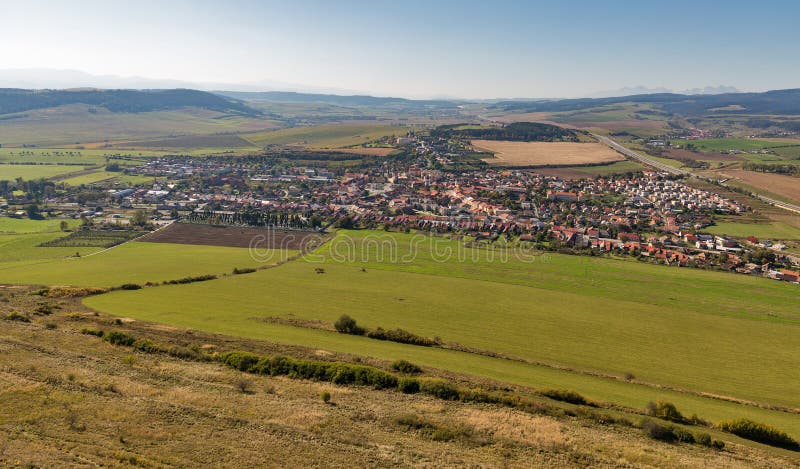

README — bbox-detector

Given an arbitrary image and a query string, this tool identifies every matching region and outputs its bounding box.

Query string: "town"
[4,134,798,285]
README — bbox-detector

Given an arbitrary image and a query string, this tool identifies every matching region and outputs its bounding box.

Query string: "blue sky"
[2,0,798,98]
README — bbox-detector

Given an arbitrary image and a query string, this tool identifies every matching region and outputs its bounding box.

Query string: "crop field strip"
[473,140,624,166]
[81,230,800,438]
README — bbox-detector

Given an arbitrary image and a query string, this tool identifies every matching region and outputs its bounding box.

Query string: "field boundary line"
[69,221,175,260]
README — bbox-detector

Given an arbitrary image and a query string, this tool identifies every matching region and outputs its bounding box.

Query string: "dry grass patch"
[473,140,623,166]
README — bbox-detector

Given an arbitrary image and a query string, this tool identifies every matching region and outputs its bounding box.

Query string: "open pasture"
[473,140,624,166]
[0,240,287,287]
[82,231,800,436]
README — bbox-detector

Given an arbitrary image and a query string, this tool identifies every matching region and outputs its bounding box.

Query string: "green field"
[684,138,800,153]
[0,217,81,234]
[0,218,101,262]
[78,231,800,437]
[245,124,406,148]
[0,164,91,181]
[703,220,800,240]
[60,168,116,186]
[0,241,289,287]
[0,105,279,147]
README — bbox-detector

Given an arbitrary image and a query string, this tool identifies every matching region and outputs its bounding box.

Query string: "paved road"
[594,134,800,214]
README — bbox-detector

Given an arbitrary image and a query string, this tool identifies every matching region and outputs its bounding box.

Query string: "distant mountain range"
[0,88,258,116]
[491,89,800,115]
[215,91,457,109]
[587,85,740,98]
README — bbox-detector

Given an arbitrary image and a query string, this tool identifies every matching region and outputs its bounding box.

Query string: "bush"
[104,330,136,346]
[321,391,331,403]
[3,311,30,322]
[397,378,420,394]
[646,401,686,423]
[419,379,460,400]
[642,419,677,442]
[133,338,161,354]
[541,389,593,406]
[80,328,104,337]
[219,351,261,372]
[232,267,256,275]
[163,274,217,285]
[367,327,437,346]
[391,359,422,374]
[45,322,57,330]
[695,432,712,446]
[718,418,798,450]
[119,283,142,290]
[333,315,365,335]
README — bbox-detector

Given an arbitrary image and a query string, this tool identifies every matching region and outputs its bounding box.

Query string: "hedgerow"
[718,418,798,450]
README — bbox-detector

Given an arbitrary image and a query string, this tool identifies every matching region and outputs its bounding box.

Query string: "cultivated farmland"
[244,124,405,148]
[142,222,324,250]
[473,140,624,166]
[719,169,800,205]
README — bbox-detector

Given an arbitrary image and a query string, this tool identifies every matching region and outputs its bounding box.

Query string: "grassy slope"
[244,124,405,148]
[4,310,793,468]
[0,241,290,287]
[83,231,800,437]
[60,169,116,186]
[0,105,277,147]
[685,138,800,152]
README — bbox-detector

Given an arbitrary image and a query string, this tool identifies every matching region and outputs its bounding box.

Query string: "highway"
[594,133,800,214]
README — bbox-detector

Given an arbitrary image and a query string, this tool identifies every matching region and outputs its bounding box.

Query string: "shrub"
[119,283,142,290]
[718,418,798,450]
[45,322,57,330]
[366,327,436,346]
[104,330,136,346]
[321,391,331,403]
[646,401,686,423]
[391,359,422,374]
[133,338,161,354]
[419,379,460,400]
[80,328,104,337]
[163,274,217,285]
[333,315,365,335]
[642,419,677,442]
[712,439,725,450]
[673,427,695,444]
[4,312,30,322]
[397,378,420,394]
[219,351,261,372]
[395,414,434,430]
[237,378,252,393]
[541,389,592,406]
[695,432,712,446]
[232,267,256,275]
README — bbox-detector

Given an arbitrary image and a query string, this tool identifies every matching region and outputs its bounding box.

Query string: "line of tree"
[430,122,578,142]
[742,162,799,175]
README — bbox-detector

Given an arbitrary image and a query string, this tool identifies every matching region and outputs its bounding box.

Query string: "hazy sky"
[2,0,799,98]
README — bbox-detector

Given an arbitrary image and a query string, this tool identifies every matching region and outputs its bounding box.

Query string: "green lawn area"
[81,231,800,437]
[703,220,800,240]
[0,164,89,181]
[0,241,290,287]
